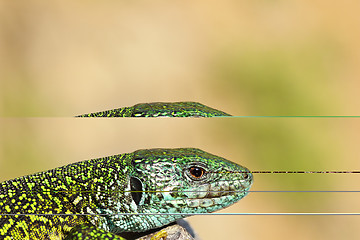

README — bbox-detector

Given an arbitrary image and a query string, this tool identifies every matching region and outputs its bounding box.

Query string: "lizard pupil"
[189,167,205,178]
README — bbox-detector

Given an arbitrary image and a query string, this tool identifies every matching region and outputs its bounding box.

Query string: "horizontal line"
[250,171,360,174]
[160,170,360,174]
[187,171,360,174]
[151,171,360,174]
[2,190,360,193]
[2,116,360,118]
[1,213,360,216]
[217,116,360,118]
[212,171,360,174]
[249,190,360,192]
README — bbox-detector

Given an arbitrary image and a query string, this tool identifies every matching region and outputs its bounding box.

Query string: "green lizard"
[75,102,231,117]
[0,148,253,239]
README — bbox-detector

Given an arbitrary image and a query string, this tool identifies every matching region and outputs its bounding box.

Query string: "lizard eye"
[189,167,205,179]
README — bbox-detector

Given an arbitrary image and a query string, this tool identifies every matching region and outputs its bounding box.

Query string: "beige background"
[1,0,360,117]
[1,118,360,239]
[1,1,360,239]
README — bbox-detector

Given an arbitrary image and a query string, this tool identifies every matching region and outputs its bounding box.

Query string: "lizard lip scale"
[184,180,252,199]
[166,178,252,210]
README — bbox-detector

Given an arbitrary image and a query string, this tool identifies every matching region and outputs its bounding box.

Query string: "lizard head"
[124,148,253,231]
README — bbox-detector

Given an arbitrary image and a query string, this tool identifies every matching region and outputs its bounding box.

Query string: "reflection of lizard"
[75,102,231,117]
[0,148,252,239]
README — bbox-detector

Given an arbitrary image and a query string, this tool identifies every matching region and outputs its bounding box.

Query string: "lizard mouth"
[184,191,249,209]
[185,180,251,208]
[162,180,251,209]
[186,180,251,199]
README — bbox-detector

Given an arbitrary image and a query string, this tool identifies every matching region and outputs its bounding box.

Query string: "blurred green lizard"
[0,148,252,239]
[75,102,231,117]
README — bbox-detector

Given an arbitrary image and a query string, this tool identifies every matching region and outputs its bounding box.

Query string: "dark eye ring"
[189,167,205,179]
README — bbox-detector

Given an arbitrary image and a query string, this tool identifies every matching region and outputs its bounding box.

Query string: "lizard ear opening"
[130,177,143,205]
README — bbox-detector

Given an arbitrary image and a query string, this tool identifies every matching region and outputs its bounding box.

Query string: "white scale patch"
[73,196,82,205]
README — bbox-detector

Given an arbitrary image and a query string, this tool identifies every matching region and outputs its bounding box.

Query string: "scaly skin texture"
[0,148,252,239]
[75,102,231,117]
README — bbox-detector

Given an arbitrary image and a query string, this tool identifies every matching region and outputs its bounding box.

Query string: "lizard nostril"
[243,172,250,180]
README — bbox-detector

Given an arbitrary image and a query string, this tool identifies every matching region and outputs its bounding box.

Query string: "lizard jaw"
[161,179,252,211]
[184,179,251,199]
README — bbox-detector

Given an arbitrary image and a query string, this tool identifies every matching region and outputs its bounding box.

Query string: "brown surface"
[136,224,194,240]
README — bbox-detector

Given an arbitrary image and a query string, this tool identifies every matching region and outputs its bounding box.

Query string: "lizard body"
[75,102,231,117]
[0,148,252,239]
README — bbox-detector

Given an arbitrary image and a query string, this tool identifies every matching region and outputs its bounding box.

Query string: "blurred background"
[1,0,360,239]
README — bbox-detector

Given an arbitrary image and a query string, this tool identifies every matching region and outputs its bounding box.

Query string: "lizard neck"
[57,153,134,231]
